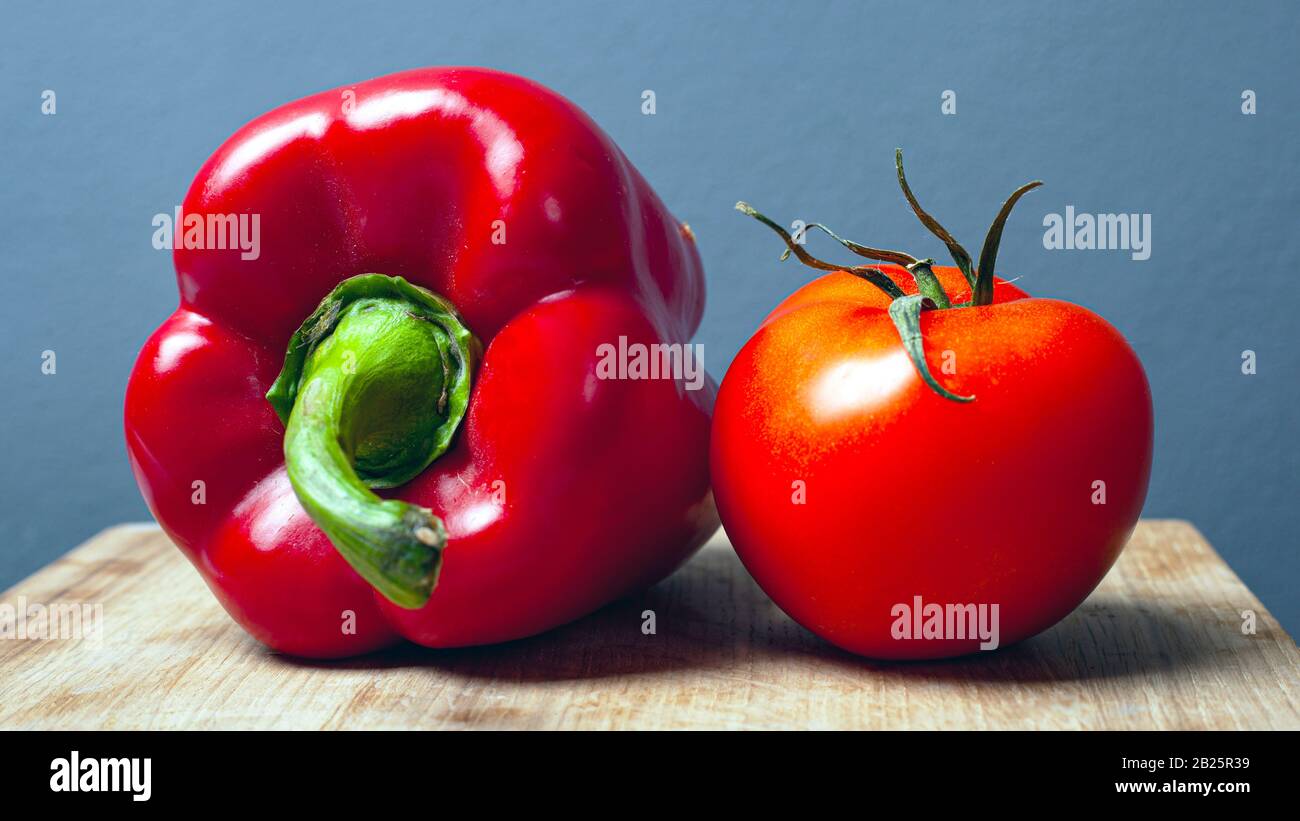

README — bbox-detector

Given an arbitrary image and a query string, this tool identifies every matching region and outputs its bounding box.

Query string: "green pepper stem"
[267,274,480,609]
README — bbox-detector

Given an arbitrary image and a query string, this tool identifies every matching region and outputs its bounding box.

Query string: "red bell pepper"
[124,67,718,658]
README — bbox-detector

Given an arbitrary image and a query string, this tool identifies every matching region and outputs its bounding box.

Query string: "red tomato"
[712,264,1153,659]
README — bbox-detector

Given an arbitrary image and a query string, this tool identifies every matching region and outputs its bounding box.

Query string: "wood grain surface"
[0,520,1295,730]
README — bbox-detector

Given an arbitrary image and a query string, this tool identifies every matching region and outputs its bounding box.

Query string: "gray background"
[2,1,1296,635]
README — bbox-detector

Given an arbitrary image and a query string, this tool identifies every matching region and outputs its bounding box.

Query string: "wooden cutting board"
[0,520,1295,730]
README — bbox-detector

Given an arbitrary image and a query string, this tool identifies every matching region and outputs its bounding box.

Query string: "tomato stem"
[888,295,974,402]
[973,179,1043,306]
[799,223,951,309]
[735,152,1044,403]
[803,222,919,268]
[903,260,952,310]
[895,149,976,289]
[735,202,905,300]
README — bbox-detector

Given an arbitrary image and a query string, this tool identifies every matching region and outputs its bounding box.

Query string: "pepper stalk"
[266,274,480,608]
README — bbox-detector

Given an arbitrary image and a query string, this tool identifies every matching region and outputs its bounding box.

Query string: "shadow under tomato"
[840,597,1247,685]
